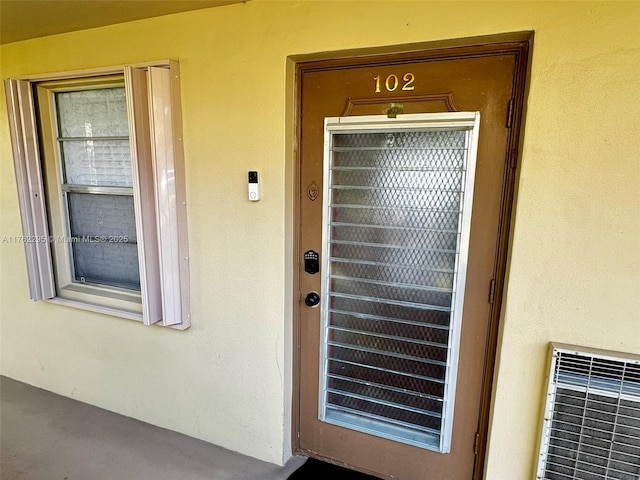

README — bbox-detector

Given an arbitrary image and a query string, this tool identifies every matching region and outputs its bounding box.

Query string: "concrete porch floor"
[0,376,305,479]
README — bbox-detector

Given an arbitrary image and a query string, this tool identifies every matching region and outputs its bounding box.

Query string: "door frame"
[290,32,532,479]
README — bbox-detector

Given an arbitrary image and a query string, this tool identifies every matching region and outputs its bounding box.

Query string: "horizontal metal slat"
[553,393,640,420]
[548,432,640,458]
[558,364,639,377]
[329,240,458,254]
[329,325,448,350]
[325,404,442,438]
[545,438,640,469]
[329,308,450,331]
[331,221,460,235]
[330,274,453,294]
[552,398,640,419]
[328,340,446,368]
[326,388,442,419]
[58,136,130,141]
[549,413,640,436]
[556,357,640,379]
[327,373,444,403]
[330,292,451,313]
[331,185,463,193]
[330,358,445,385]
[548,418,640,443]
[332,146,466,152]
[554,378,640,399]
[64,185,131,199]
[330,256,455,274]
[547,431,640,451]
[331,166,464,172]
[555,386,640,402]
[331,204,462,214]
[61,185,134,195]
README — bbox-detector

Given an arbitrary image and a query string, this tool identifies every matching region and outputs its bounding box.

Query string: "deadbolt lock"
[304,250,319,275]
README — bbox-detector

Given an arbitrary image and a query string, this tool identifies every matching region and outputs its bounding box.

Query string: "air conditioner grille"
[538,344,640,480]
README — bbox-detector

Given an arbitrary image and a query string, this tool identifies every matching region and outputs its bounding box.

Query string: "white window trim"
[4,60,191,329]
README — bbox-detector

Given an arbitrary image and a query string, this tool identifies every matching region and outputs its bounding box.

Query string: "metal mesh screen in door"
[320,114,480,452]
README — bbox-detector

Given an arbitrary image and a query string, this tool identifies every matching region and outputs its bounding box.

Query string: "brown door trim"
[291,32,532,479]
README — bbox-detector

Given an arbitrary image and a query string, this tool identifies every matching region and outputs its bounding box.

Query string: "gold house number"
[374,73,415,93]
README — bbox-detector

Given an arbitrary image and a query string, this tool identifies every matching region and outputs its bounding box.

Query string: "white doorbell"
[248,171,260,201]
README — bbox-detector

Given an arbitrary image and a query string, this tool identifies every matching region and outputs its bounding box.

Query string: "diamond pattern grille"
[323,129,470,450]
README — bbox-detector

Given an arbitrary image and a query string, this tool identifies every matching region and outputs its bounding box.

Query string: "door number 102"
[374,73,415,93]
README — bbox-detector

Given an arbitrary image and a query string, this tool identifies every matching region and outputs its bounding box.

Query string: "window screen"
[55,87,139,291]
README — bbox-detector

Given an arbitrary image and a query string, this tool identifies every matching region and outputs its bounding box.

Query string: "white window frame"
[36,75,142,316]
[4,60,190,329]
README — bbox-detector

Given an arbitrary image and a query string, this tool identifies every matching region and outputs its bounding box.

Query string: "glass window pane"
[67,193,139,290]
[56,87,129,138]
[61,139,132,186]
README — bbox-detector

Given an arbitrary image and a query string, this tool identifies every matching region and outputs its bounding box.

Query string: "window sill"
[47,296,143,323]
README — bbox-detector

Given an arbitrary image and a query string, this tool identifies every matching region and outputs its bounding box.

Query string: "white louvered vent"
[537,343,640,480]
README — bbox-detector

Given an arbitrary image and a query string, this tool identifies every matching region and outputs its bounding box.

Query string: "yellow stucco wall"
[1,1,638,478]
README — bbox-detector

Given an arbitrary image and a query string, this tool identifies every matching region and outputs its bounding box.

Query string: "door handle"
[304,292,320,307]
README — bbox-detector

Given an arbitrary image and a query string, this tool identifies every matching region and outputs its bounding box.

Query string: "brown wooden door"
[294,37,530,480]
